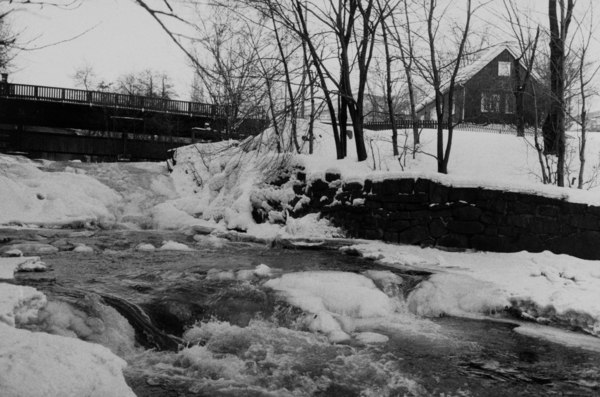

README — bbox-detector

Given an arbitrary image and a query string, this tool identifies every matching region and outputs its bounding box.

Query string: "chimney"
[1,73,7,83]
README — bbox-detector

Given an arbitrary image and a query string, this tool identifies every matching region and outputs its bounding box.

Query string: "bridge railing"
[0,82,227,118]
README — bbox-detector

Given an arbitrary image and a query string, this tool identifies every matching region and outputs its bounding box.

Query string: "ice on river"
[347,241,600,338]
[0,283,136,397]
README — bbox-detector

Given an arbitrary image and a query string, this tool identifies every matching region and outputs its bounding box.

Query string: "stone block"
[381,179,400,195]
[398,178,415,194]
[471,235,517,253]
[414,178,431,194]
[388,220,410,232]
[515,234,547,253]
[383,232,399,243]
[586,205,600,217]
[429,218,448,238]
[293,184,305,195]
[527,217,561,235]
[430,183,450,204]
[343,182,364,191]
[561,201,588,214]
[382,202,399,211]
[452,206,483,221]
[325,172,341,182]
[537,205,560,218]
[447,220,485,235]
[371,181,383,195]
[507,214,532,228]
[481,211,503,225]
[365,201,382,209]
[566,214,600,231]
[437,233,470,249]
[448,187,479,203]
[310,179,329,192]
[547,231,600,260]
[479,189,502,201]
[507,201,535,215]
[399,226,430,244]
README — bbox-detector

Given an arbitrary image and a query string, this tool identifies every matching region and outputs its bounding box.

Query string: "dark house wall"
[417,49,541,126]
[463,49,538,125]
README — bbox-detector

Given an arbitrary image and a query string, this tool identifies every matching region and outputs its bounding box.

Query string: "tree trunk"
[548,0,574,187]
[381,17,398,156]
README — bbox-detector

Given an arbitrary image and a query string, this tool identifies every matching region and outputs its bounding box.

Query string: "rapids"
[6,228,600,396]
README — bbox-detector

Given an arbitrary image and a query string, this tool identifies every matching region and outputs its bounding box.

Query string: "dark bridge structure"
[0,78,267,161]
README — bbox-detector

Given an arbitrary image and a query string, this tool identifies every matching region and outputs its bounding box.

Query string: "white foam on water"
[126,319,425,396]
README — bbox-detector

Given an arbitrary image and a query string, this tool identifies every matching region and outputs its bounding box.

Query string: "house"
[416,46,542,126]
[586,110,600,132]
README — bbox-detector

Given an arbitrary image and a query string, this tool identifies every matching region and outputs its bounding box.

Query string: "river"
[8,228,600,397]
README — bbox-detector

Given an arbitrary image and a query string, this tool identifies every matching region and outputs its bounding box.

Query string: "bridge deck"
[0,82,228,118]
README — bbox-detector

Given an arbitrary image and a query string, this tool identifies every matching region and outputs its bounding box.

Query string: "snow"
[0,283,46,327]
[265,271,397,342]
[1,114,600,387]
[159,240,194,251]
[344,241,600,337]
[0,257,40,279]
[0,323,136,397]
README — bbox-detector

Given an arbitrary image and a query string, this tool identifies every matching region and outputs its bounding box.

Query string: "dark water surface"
[10,229,600,396]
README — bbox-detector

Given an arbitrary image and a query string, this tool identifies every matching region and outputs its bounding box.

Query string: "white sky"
[6,0,194,99]
[3,0,600,107]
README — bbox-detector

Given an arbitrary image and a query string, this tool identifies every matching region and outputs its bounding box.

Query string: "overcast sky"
[4,0,600,109]
[7,0,193,99]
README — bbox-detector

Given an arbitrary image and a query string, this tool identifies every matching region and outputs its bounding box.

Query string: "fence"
[363,120,537,136]
[0,82,228,118]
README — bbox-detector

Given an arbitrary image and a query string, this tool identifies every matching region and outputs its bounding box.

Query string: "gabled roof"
[415,45,533,113]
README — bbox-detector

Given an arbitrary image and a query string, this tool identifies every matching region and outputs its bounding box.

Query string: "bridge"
[0,77,267,161]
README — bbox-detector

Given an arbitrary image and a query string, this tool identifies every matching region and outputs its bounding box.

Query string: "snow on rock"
[0,154,120,226]
[0,322,136,397]
[265,271,396,342]
[159,240,194,251]
[355,332,390,344]
[206,269,236,281]
[16,258,47,272]
[349,242,600,337]
[72,245,94,253]
[34,295,137,357]
[407,273,510,318]
[253,264,273,277]
[0,283,47,327]
[0,243,58,255]
[4,249,23,257]
[136,243,156,251]
[0,257,41,279]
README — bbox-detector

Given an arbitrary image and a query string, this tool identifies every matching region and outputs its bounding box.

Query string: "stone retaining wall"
[290,172,600,260]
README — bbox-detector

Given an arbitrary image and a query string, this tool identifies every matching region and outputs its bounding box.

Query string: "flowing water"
[7,229,600,397]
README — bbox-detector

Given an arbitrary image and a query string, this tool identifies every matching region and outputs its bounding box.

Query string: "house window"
[498,62,511,76]
[481,92,500,113]
[505,94,515,114]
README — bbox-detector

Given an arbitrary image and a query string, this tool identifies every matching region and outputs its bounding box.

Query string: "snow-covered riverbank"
[2,121,600,395]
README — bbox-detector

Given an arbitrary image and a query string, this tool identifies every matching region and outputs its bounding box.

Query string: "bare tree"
[501,0,541,137]
[544,0,575,187]
[419,0,475,174]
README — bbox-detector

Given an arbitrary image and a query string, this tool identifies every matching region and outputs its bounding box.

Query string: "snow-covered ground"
[2,120,600,395]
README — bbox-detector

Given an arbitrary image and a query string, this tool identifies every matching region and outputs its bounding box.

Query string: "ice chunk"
[0,284,47,327]
[355,332,389,344]
[136,243,156,251]
[407,273,509,317]
[0,323,136,397]
[159,240,194,251]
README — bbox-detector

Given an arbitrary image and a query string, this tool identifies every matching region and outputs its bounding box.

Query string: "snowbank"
[0,282,136,396]
[345,241,600,337]
[0,322,136,397]
[265,271,398,342]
